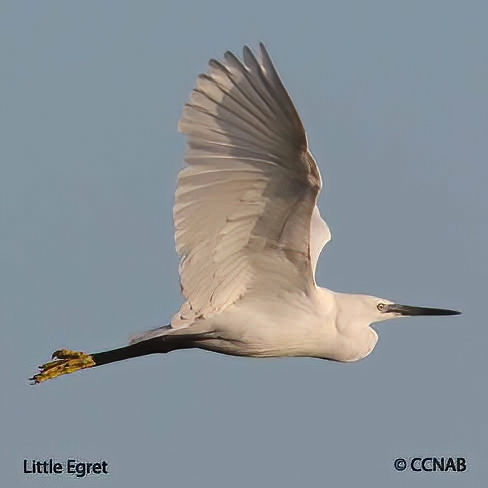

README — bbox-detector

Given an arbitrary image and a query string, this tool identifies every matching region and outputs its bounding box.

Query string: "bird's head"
[335,292,461,329]
[374,298,461,322]
[331,292,460,362]
[356,294,461,326]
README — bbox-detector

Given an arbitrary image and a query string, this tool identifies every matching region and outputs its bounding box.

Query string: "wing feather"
[173,44,329,326]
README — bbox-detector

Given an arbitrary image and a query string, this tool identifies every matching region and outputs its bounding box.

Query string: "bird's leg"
[30,349,95,384]
[29,333,200,384]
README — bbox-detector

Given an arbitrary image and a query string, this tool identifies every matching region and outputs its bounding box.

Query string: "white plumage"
[131,43,459,361]
[30,43,460,386]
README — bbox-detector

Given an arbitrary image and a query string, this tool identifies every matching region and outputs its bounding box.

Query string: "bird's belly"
[192,296,378,362]
[196,298,337,359]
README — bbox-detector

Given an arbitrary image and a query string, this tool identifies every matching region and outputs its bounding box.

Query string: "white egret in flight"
[31,43,460,384]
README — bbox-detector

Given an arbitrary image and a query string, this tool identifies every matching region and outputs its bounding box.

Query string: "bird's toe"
[30,350,95,384]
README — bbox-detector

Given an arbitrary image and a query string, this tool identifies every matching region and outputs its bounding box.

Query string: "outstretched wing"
[173,43,330,326]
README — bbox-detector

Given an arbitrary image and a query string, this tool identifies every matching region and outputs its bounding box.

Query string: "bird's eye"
[377,303,385,311]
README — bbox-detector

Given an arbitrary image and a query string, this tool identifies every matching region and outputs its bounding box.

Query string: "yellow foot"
[30,349,95,384]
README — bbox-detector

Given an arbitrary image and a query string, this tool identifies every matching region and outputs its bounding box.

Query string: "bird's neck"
[322,290,379,361]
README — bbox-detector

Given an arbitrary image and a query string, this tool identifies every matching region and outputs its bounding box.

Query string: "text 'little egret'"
[31,43,460,384]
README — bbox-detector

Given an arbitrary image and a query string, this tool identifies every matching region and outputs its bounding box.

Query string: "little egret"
[31,43,460,384]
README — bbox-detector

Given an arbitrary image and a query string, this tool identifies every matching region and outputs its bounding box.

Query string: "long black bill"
[384,304,461,316]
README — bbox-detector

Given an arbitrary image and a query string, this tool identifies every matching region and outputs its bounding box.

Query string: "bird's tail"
[128,324,172,345]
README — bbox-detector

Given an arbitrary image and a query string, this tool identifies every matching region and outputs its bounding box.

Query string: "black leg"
[91,335,196,367]
[30,329,201,384]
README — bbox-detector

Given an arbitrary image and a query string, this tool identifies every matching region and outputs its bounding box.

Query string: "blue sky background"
[2,1,487,486]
